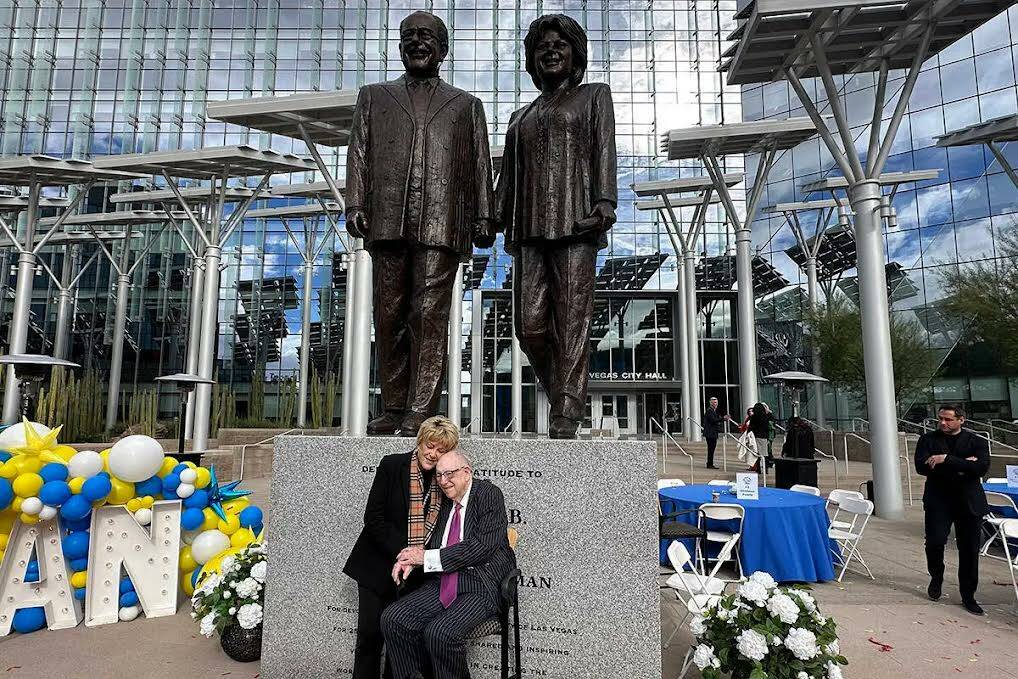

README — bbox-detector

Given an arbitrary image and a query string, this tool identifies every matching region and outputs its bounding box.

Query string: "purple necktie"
[439,503,462,608]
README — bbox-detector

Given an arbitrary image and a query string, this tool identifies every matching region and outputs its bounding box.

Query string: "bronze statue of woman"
[495,14,617,439]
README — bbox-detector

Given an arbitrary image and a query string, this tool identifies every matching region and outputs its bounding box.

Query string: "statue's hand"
[574,200,617,234]
[346,208,369,239]
[472,219,497,249]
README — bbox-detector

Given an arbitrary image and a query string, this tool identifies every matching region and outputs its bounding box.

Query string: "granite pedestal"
[261,436,660,679]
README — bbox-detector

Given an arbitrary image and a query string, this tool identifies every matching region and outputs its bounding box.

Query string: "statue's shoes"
[367,412,404,435]
[549,416,579,439]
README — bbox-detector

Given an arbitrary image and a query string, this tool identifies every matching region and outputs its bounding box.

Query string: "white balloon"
[118,605,140,622]
[67,450,104,479]
[178,468,198,484]
[0,421,52,450]
[21,496,43,516]
[108,435,165,482]
[176,483,195,498]
[38,505,58,521]
[134,508,152,526]
[190,529,231,565]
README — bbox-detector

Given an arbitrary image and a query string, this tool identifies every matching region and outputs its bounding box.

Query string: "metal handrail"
[851,417,870,432]
[239,427,303,478]
[804,417,840,472]
[843,431,913,506]
[462,417,480,436]
[501,417,517,438]
[649,416,694,484]
[922,418,1018,459]
[989,418,1018,434]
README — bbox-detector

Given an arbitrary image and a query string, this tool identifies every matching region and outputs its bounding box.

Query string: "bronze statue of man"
[346,11,495,435]
[495,14,617,439]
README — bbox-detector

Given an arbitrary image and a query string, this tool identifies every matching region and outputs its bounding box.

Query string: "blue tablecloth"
[984,483,1018,518]
[660,485,836,583]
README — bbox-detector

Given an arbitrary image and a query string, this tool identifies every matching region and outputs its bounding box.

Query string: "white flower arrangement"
[690,571,847,679]
[191,541,268,639]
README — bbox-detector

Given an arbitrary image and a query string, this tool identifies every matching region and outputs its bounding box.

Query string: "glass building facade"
[0,1,744,436]
[743,8,1018,426]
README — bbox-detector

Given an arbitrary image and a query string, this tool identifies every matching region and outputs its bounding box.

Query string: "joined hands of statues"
[573,200,616,235]
[472,219,497,249]
[347,208,369,239]
[392,545,426,584]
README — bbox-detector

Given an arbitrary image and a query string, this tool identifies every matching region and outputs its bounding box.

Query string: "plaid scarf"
[407,449,442,548]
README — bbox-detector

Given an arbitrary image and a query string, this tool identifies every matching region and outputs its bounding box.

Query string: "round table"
[984,483,1018,518]
[659,485,836,583]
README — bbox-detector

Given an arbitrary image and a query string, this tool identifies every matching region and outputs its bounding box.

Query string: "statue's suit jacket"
[345,75,495,257]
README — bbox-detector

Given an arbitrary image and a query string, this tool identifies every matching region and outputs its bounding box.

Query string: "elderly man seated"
[381,450,516,679]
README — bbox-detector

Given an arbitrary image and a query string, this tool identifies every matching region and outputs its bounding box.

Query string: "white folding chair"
[828,496,874,581]
[999,519,1018,605]
[707,479,730,486]
[699,503,745,578]
[658,479,686,490]
[980,492,1018,560]
[790,484,821,496]
[986,478,1007,484]
[662,541,723,648]
[826,489,864,531]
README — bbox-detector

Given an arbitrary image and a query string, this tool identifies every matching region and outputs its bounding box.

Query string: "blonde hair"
[416,415,459,451]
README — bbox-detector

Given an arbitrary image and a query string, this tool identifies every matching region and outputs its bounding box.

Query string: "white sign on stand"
[1006,465,1018,488]
[736,472,759,500]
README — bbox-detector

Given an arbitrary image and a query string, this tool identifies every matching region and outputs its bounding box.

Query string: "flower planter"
[220,622,263,662]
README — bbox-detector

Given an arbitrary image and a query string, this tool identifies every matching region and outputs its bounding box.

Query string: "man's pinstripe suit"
[381,478,516,679]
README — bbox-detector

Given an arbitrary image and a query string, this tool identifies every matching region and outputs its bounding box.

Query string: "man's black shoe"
[962,600,984,616]
[706,465,719,470]
[927,580,942,601]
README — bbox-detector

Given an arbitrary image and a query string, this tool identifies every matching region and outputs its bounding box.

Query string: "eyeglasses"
[435,466,468,481]
[401,27,438,42]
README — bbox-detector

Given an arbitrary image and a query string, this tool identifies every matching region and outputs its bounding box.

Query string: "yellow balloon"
[140,496,154,509]
[52,445,77,462]
[0,534,7,550]
[99,449,112,472]
[230,528,254,549]
[200,546,242,578]
[194,467,211,489]
[70,571,87,589]
[179,545,197,573]
[12,473,43,498]
[183,461,198,470]
[200,508,219,532]
[126,498,142,513]
[158,457,179,478]
[181,574,195,596]
[107,478,136,505]
[223,497,250,515]
[11,498,22,513]
[0,510,15,534]
[15,457,42,475]
[217,514,241,536]
[0,460,17,479]
[20,513,38,525]
[68,476,85,494]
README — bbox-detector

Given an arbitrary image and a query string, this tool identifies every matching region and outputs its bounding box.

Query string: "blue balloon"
[12,607,46,633]
[96,471,110,479]
[191,568,202,586]
[181,507,204,530]
[64,515,92,532]
[119,590,139,607]
[39,462,68,483]
[119,578,135,594]
[60,494,92,521]
[81,475,112,503]
[183,489,208,510]
[25,561,39,583]
[69,557,89,572]
[63,531,90,561]
[172,463,189,474]
[0,450,11,463]
[239,506,263,529]
[134,475,162,497]
[73,587,86,601]
[162,473,181,493]
[39,480,72,507]
[0,478,13,511]
[163,488,179,501]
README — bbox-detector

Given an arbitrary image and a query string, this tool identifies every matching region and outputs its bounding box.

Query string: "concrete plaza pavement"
[1,447,1017,678]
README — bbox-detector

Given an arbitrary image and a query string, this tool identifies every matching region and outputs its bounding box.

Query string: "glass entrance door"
[584,393,637,436]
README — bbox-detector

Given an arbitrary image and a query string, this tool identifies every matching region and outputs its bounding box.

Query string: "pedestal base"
[261,436,661,679]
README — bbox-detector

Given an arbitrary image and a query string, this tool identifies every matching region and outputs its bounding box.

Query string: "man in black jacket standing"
[701,396,730,469]
[914,404,990,615]
[382,450,517,679]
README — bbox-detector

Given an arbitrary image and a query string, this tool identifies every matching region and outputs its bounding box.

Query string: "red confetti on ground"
[970,639,982,644]
[868,637,894,652]
[6,668,22,672]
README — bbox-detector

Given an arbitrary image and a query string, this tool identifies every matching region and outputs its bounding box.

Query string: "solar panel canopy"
[110,186,271,204]
[0,155,144,185]
[92,145,315,178]
[661,118,819,159]
[936,114,1018,147]
[206,90,359,147]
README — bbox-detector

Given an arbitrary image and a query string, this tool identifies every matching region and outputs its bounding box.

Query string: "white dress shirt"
[423,480,473,573]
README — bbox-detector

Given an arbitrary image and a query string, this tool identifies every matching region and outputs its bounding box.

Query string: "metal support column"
[469,288,483,434]
[184,259,205,438]
[510,295,523,439]
[297,260,314,427]
[341,252,354,431]
[347,243,372,436]
[805,256,825,426]
[676,263,691,439]
[447,262,464,427]
[2,181,41,424]
[191,239,222,452]
[104,237,132,432]
[683,251,702,441]
[53,245,75,360]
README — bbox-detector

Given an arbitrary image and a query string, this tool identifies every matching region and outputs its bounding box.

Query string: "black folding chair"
[467,567,522,679]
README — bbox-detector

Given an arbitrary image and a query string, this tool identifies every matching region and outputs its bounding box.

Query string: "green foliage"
[211,382,238,437]
[125,389,158,436]
[937,225,1018,373]
[803,295,938,410]
[277,377,297,426]
[34,368,105,441]
[308,368,338,429]
[191,542,266,637]
[249,372,265,421]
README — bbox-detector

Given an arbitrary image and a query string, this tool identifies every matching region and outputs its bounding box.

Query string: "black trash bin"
[773,458,819,489]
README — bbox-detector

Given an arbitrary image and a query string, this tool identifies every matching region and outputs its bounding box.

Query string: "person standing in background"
[701,396,731,470]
